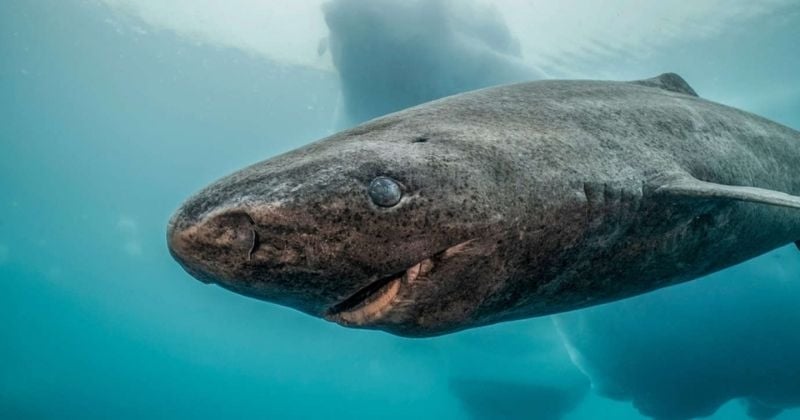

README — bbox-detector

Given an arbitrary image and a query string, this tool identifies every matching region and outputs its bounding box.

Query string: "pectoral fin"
[654,176,800,210]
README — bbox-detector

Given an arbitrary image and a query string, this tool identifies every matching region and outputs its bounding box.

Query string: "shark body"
[168,74,800,337]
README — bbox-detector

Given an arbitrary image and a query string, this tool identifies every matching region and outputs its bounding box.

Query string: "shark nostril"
[166,208,265,285]
[248,229,260,261]
[208,211,259,259]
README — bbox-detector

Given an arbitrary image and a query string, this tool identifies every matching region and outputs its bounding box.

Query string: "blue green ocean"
[1,1,799,419]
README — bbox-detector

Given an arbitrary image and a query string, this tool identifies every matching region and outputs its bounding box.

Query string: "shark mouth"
[325,240,475,326]
[325,258,431,326]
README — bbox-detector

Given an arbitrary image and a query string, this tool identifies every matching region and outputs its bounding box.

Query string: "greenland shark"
[167,73,800,337]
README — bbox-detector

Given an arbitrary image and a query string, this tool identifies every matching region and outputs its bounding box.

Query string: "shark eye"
[368,176,402,207]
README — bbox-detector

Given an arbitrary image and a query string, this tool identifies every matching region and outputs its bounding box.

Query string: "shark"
[167,73,800,337]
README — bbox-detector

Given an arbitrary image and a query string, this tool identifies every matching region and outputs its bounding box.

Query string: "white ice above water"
[98,0,794,77]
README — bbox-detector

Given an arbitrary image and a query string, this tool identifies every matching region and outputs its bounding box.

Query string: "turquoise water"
[1,1,799,419]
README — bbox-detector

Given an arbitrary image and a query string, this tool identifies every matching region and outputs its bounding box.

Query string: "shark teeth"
[332,277,402,325]
[405,261,422,283]
[327,257,433,326]
[326,238,475,326]
[323,239,486,326]
[405,259,435,284]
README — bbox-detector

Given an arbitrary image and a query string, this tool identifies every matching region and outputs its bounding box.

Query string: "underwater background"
[1,1,799,418]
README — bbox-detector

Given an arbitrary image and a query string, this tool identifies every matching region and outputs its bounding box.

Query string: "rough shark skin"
[167,74,800,337]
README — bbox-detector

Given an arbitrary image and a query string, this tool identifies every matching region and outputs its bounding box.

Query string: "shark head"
[167,111,522,337]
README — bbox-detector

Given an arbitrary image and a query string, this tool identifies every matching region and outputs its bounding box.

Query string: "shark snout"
[166,202,348,317]
[167,208,257,285]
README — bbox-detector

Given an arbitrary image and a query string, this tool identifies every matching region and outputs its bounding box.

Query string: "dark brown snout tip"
[167,214,214,284]
[166,210,256,285]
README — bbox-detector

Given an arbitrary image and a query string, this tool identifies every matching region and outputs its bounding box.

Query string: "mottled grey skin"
[168,74,800,337]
